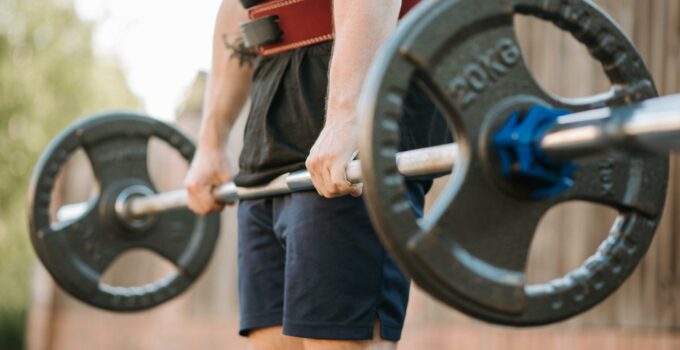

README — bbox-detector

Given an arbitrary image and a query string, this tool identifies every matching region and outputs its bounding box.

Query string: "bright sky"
[73,0,222,120]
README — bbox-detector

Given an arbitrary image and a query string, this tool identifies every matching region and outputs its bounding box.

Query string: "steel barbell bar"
[57,93,680,224]
[540,93,680,160]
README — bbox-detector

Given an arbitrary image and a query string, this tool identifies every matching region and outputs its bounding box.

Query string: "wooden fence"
[26,1,680,349]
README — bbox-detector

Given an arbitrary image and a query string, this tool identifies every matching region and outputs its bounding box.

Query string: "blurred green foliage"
[0,0,139,348]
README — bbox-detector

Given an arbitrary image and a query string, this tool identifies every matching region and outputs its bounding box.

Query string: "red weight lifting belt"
[241,0,421,56]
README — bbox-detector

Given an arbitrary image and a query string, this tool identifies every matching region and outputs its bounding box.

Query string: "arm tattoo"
[222,34,258,67]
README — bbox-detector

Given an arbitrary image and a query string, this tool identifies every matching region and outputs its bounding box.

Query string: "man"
[185,0,445,349]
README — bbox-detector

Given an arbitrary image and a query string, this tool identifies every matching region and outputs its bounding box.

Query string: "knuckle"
[187,182,203,192]
[318,187,328,196]
[310,169,322,179]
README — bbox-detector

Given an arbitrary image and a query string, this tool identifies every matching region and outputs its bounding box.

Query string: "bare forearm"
[306,1,401,198]
[199,0,254,151]
[327,0,402,124]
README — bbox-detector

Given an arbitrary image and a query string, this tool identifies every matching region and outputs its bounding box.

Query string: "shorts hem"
[240,312,283,337]
[282,319,403,341]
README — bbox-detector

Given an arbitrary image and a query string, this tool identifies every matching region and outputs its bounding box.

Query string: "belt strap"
[240,0,267,8]
[241,15,282,48]
[241,0,421,56]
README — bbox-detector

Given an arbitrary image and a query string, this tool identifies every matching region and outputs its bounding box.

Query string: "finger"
[313,165,329,198]
[188,200,209,216]
[206,190,227,212]
[320,164,335,198]
[306,158,324,197]
[329,162,353,197]
[210,202,226,212]
[188,197,209,216]
[350,183,363,197]
[199,186,220,212]
[218,168,232,184]
[310,157,328,198]
[190,185,218,215]
[186,185,204,214]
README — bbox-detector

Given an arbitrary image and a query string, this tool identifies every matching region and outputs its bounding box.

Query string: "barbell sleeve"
[540,93,680,160]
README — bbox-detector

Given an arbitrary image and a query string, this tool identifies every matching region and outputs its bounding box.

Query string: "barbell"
[26,0,680,325]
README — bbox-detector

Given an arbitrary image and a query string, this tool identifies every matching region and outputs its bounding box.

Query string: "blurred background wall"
[0,0,678,349]
[0,0,140,348]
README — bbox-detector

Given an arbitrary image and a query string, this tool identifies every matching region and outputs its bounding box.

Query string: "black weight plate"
[359,0,668,325]
[27,112,221,311]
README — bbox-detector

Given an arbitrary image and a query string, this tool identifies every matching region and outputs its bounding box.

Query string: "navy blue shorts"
[237,182,428,341]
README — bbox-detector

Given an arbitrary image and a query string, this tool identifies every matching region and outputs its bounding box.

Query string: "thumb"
[350,183,363,197]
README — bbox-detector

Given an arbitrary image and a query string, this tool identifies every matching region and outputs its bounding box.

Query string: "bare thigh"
[248,326,304,350]
[302,321,397,350]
